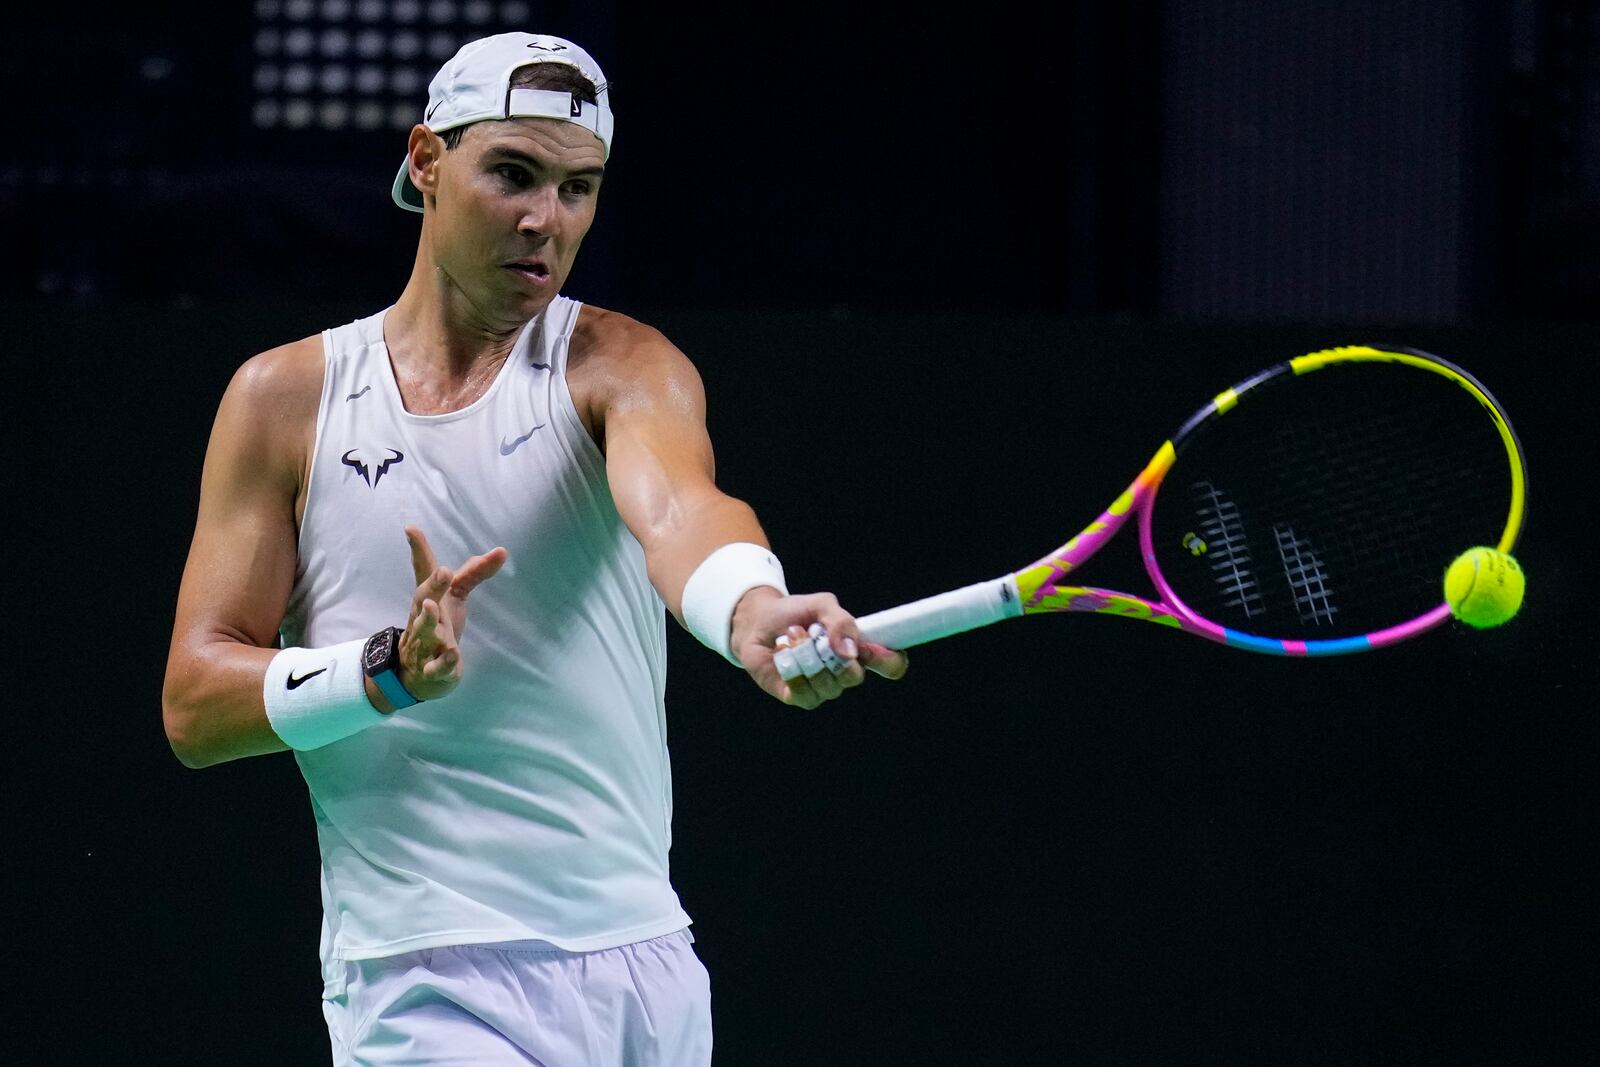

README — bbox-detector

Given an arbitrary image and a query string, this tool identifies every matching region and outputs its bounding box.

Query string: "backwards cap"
[391,32,613,212]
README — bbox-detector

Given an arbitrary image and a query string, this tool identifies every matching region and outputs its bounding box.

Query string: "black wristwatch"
[362,626,420,710]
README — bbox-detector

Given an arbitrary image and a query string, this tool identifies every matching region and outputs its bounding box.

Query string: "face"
[412,117,606,322]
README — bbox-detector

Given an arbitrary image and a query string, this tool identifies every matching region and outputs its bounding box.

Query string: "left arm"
[581,312,905,707]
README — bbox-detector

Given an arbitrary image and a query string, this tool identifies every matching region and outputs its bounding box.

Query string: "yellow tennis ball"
[1444,547,1525,629]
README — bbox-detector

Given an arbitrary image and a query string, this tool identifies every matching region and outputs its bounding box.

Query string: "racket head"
[1146,345,1525,653]
[1016,345,1527,655]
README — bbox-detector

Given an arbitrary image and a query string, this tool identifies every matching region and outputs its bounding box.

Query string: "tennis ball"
[1444,547,1525,629]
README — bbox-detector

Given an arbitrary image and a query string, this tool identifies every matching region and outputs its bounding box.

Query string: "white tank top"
[282,297,690,967]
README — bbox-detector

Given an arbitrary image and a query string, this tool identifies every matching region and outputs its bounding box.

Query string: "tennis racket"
[778,344,1526,672]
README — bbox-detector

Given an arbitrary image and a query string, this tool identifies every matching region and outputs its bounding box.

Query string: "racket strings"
[1191,480,1266,617]
[1272,523,1335,625]
[1277,411,1494,584]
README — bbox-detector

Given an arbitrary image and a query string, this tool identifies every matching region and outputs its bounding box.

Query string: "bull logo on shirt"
[341,447,404,488]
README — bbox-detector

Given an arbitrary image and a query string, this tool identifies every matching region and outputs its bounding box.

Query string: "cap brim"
[391,158,424,212]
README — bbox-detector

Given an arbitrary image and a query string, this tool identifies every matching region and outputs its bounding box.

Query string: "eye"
[561,179,595,198]
[494,164,531,187]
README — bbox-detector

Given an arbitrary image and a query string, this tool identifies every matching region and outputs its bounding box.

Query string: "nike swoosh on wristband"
[499,424,546,455]
[287,667,328,690]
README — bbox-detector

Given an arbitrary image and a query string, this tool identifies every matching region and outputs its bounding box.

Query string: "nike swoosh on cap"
[499,424,546,455]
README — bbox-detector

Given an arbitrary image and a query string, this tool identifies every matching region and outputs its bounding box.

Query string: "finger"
[807,623,840,667]
[809,628,865,688]
[451,546,509,597]
[772,643,802,683]
[779,672,822,711]
[752,634,820,709]
[747,651,813,709]
[422,647,460,680]
[806,666,844,701]
[769,618,864,694]
[412,564,454,617]
[409,598,441,645]
[771,630,819,697]
[406,525,440,586]
[808,612,861,663]
[784,628,846,700]
[788,631,827,677]
[770,625,810,676]
[859,641,909,681]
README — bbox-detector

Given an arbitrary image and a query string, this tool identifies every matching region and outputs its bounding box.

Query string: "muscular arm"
[592,327,769,620]
[581,309,906,706]
[164,335,510,767]
[161,340,321,768]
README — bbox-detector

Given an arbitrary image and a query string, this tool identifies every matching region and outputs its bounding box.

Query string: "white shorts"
[321,929,712,1066]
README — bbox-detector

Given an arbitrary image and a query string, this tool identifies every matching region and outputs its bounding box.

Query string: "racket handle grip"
[856,576,1023,650]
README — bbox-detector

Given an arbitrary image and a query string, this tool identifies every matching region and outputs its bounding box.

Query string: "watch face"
[364,629,396,672]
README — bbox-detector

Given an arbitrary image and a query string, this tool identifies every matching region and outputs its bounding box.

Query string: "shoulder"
[568,304,705,439]
[571,304,698,384]
[223,333,326,419]
[209,334,325,481]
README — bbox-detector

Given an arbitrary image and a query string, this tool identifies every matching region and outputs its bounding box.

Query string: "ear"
[406,126,446,205]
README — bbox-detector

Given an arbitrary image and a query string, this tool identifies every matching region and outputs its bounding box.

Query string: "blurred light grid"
[250,0,533,131]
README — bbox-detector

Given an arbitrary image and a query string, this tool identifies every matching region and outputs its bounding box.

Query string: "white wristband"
[681,542,788,665]
[262,638,386,751]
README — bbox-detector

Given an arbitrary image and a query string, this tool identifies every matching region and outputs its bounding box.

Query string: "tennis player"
[161,31,907,1065]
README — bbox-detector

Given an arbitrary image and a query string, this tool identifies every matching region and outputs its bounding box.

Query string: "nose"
[516,185,560,239]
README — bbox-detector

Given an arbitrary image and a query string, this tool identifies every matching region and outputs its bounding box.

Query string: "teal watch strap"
[371,666,418,710]
[362,626,420,711]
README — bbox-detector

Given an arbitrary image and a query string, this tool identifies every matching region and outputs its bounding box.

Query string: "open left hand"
[396,524,509,701]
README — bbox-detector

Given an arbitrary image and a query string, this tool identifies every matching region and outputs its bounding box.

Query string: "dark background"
[10,2,1598,1064]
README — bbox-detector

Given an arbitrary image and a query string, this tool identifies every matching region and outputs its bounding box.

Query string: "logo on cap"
[526,41,568,52]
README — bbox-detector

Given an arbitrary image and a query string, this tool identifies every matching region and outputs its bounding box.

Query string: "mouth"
[504,259,551,286]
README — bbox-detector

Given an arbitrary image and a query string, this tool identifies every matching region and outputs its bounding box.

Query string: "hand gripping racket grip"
[855,575,1023,650]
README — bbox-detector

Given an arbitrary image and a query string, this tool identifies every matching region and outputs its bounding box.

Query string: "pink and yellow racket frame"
[854,346,1527,656]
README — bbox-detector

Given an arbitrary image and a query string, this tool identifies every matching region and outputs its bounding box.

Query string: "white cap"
[391,32,614,212]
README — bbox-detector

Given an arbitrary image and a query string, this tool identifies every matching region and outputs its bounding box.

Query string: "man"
[162,31,907,1065]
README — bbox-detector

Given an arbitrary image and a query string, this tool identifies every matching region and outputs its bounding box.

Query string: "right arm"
[161,339,321,768]
[162,340,508,769]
